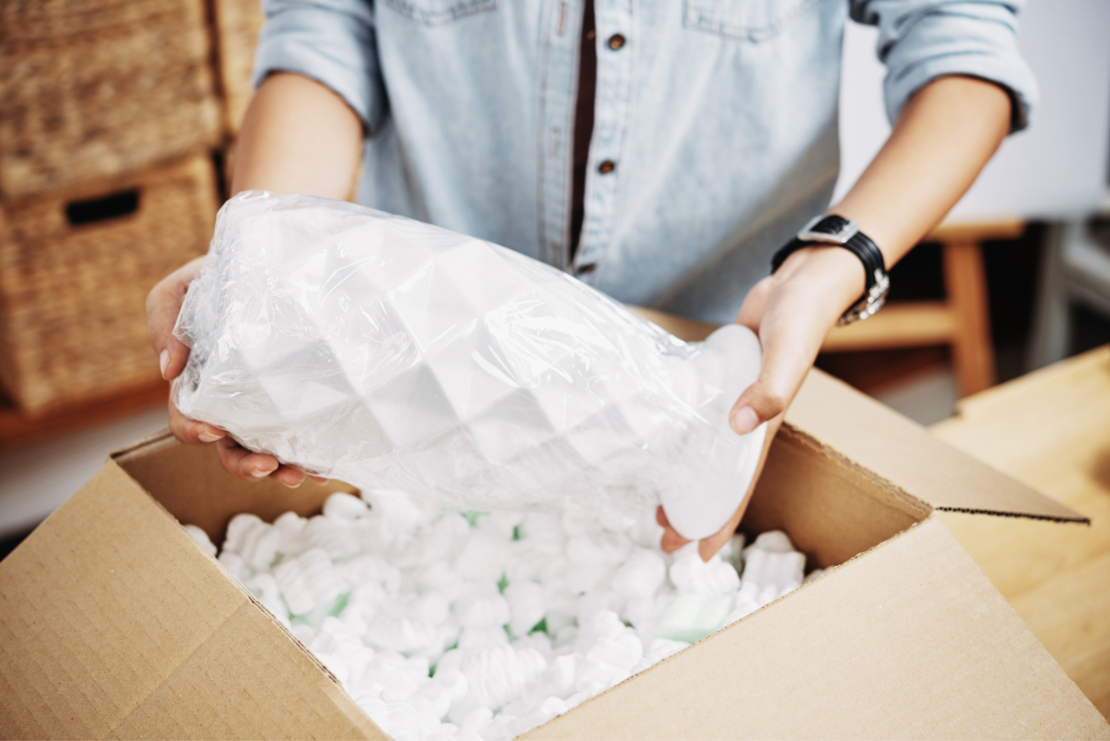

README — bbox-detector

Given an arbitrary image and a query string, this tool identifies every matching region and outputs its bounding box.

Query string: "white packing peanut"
[668,548,740,597]
[188,490,829,741]
[274,547,347,616]
[503,580,546,638]
[324,491,371,520]
[454,588,511,629]
[610,548,666,599]
[184,524,218,556]
[224,513,281,572]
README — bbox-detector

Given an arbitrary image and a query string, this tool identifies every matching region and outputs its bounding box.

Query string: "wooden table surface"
[930,345,1110,720]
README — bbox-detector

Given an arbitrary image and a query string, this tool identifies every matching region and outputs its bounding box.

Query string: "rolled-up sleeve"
[850,0,1038,132]
[253,0,387,133]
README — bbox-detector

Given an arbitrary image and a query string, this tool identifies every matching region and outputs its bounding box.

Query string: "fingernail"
[251,465,278,479]
[281,479,303,489]
[197,429,223,444]
[159,350,169,380]
[730,406,759,435]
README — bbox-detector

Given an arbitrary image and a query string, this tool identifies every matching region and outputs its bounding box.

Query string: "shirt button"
[598,160,616,174]
[607,34,626,51]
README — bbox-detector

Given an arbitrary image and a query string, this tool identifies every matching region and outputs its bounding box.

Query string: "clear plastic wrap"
[173,192,766,539]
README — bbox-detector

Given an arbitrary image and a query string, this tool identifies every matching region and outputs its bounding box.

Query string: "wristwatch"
[771,214,890,325]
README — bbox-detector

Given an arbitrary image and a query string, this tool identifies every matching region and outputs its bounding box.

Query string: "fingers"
[147,256,206,382]
[168,397,227,446]
[215,436,281,481]
[211,430,312,487]
[730,247,865,436]
[656,506,691,553]
[168,394,317,488]
[151,258,320,490]
[730,293,837,436]
[273,466,308,488]
[729,374,794,435]
[698,506,746,562]
[659,414,784,561]
[728,307,810,434]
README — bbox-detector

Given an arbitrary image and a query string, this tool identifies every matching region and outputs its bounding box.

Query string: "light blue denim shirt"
[254,0,1036,323]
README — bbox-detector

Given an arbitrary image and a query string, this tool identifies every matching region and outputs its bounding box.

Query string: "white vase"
[174,192,765,540]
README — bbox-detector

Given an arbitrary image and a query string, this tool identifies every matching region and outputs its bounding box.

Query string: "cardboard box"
[1,369,1108,739]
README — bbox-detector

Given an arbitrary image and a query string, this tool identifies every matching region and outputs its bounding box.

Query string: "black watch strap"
[771,215,890,325]
[771,216,887,291]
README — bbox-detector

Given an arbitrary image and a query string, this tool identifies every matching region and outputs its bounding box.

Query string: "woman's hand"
[656,76,1013,561]
[145,72,363,488]
[657,244,864,560]
[146,257,320,488]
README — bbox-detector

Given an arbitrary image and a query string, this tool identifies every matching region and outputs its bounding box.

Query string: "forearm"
[232,72,363,199]
[831,75,1012,269]
[728,75,1014,438]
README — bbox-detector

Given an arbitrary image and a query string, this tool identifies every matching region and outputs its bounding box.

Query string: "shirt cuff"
[252,0,386,134]
[877,5,1039,133]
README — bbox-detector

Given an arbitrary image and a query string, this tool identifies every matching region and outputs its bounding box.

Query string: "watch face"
[797,215,859,245]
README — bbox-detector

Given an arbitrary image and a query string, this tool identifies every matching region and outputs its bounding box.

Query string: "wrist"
[772,214,890,324]
[775,245,867,317]
[825,208,892,269]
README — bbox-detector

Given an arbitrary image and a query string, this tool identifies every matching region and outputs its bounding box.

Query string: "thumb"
[728,376,790,436]
[727,311,819,435]
[147,256,205,381]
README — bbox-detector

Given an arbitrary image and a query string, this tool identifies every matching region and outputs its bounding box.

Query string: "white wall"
[834,0,1110,222]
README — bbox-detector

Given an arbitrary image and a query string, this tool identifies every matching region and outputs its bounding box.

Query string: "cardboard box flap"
[0,460,383,740]
[111,429,358,544]
[786,369,1087,523]
[523,518,1109,740]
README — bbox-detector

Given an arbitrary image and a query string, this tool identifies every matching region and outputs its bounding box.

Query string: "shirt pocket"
[380,0,497,25]
[683,0,824,42]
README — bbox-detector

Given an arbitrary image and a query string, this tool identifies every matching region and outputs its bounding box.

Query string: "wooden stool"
[824,220,1023,397]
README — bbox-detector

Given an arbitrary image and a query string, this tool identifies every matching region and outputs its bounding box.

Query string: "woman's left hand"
[657,243,865,560]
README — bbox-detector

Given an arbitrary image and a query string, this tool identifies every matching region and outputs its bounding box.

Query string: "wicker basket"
[0,155,218,417]
[214,0,265,134]
[0,0,222,201]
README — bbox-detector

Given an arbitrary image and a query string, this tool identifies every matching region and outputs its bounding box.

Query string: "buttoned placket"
[535,0,584,270]
[572,0,634,283]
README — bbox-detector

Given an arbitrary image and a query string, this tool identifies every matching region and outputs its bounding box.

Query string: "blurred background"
[0,0,1108,555]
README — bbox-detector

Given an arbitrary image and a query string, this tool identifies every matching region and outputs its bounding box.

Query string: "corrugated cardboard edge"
[7,418,1103,738]
[97,455,382,738]
[779,422,933,518]
[107,436,362,702]
[788,369,1089,524]
[521,517,929,738]
[105,433,385,736]
[775,423,1090,521]
[111,427,180,462]
[532,510,932,718]
[0,459,385,740]
[522,516,1110,740]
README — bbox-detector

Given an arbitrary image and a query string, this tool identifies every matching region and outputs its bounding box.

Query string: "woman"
[147,0,1034,558]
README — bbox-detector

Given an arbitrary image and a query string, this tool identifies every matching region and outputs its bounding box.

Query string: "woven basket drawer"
[214,0,265,134]
[0,155,218,417]
[0,0,221,201]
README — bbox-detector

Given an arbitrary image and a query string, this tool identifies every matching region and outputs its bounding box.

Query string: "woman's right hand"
[146,257,317,487]
[148,73,361,486]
